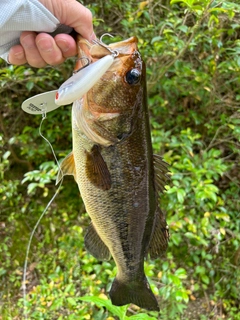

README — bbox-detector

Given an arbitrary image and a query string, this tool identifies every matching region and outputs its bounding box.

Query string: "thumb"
[40,0,95,41]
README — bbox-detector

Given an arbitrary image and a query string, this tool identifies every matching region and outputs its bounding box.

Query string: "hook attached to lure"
[92,36,119,58]
[55,50,117,106]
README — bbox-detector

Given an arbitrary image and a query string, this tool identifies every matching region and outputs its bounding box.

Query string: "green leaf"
[66,297,77,306]
[151,36,162,44]
[195,266,205,275]
[26,81,34,91]
[162,261,169,271]
[177,25,188,33]
[169,274,181,286]
[171,233,182,245]
[201,274,210,284]
[215,213,230,222]
[182,291,189,303]
[27,182,39,194]
[176,303,187,313]
[175,290,184,302]
[79,296,128,319]
[3,150,11,160]
[175,268,187,279]
[177,188,186,203]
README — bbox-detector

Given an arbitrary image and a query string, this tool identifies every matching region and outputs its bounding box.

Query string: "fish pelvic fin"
[109,276,159,311]
[84,223,111,260]
[85,144,111,190]
[148,209,169,259]
[56,152,76,185]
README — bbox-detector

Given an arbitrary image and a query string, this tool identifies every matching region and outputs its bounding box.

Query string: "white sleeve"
[0,0,72,62]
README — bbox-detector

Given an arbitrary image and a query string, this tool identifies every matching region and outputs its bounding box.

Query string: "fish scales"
[58,36,169,311]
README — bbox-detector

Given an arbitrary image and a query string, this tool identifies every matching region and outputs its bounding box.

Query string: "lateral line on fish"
[22,111,63,319]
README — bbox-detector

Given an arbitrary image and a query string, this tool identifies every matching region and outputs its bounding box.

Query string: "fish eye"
[125,69,141,85]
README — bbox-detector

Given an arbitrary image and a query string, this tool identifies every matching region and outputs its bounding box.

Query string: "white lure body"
[55,55,115,106]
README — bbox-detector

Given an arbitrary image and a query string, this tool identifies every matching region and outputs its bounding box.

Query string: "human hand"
[8,0,95,67]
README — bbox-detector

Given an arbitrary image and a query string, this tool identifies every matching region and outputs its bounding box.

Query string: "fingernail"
[14,51,25,60]
[21,34,35,49]
[89,31,97,41]
[37,38,53,52]
[55,38,69,52]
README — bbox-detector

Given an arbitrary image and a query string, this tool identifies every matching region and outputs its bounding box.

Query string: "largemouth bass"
[57,36,169,311]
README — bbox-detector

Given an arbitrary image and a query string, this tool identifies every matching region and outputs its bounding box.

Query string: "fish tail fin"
[109,276,159,311]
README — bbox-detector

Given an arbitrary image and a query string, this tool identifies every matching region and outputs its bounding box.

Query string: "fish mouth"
[72,35,143,146]
[74,36,138,72]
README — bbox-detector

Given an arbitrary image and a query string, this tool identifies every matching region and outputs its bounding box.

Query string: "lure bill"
[21,90,59,115]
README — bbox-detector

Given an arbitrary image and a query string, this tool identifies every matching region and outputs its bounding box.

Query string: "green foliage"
[1,0,240,319]
[80,296,157,319]
[22,161,58,196]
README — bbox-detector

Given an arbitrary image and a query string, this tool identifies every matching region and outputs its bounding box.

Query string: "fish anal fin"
[84,223,111,261]
[153,154,170,193]
[148,209,169,259]
[56,152,76,185]
[110,276,159,311]
[85,145,111,190]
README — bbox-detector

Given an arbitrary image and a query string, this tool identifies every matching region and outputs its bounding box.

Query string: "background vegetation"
[0,0,239,319]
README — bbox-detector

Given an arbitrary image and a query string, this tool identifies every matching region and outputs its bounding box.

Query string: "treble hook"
[92,34,119,58]
[100,33,114,42]
[73,57,91,74]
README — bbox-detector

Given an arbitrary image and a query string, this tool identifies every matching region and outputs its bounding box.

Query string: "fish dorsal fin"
[153,154,169,193]
[85,145,111,190]
[148,209,169,259]
[84,223,111,261]
[56,152,76,185]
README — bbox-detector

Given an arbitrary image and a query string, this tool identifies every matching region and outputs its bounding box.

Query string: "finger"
[54,34,77,58]
[64,4,96,41]
[40,0,96,41]
[35,33,65,65]
[20,31,47,68]
[8,45,27,65]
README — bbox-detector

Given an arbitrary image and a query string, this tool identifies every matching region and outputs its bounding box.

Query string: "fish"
[57,35,169,311]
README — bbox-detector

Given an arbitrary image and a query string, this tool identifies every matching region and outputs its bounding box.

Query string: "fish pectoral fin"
[153,154,170,193]
[148,209,169,259]
[84,223,111,261]
[56,152,76,185]
[85,145,111,190]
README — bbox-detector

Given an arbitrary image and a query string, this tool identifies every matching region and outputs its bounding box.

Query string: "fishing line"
[22,105,63,319]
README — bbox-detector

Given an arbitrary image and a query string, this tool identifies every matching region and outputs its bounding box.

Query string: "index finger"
[39,0,96,41]
[65,3,96,41]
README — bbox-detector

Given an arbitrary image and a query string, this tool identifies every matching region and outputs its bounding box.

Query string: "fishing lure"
[55,52,117,106]
[21,36,119,115]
